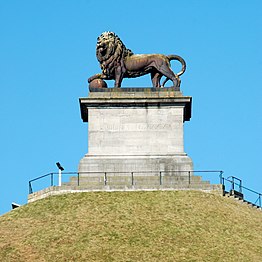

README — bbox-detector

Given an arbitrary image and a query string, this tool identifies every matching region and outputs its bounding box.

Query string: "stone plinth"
[79,88,193,174]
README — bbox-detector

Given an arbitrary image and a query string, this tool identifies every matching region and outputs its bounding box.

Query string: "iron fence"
[28,170,261,208]
[28,170,223,194]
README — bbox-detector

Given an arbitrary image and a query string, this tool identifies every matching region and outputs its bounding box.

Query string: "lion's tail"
[161,55,186,87]
[167,55,186,76]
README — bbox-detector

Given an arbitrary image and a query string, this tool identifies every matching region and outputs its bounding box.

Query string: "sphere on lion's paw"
[89,79,108,88]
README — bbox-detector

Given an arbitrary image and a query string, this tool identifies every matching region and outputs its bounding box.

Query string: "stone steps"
[224,192,261,210]
[67,175,204,183]
[62,174,215,191]
[65,175,204,182]
[59,184,217,191]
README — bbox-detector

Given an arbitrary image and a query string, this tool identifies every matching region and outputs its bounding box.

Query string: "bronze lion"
[88,32,186,89]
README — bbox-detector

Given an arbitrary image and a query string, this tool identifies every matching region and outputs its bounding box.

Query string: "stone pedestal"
[78,88,193,174]
[27,87,223,204]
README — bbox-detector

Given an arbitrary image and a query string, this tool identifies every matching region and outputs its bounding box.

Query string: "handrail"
[28,170,223,194]
[223,177,261,197]
[221,175,261,208]
[29,173,55,194]
[29,172,55,183]
[28,170,261,209]
[227,176,242,193]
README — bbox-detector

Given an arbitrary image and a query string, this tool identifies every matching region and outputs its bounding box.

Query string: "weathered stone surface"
[87,107,184,155]
[80,88,192,122]
[78,155,193,174]
[79,89,193,174]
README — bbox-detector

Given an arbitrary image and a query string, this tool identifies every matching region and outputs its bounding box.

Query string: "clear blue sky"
[0,0,261,215]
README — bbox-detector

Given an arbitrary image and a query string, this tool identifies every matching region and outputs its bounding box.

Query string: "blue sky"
[0,0,261,214]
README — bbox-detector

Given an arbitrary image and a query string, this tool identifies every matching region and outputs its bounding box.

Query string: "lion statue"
[88,32,186,89]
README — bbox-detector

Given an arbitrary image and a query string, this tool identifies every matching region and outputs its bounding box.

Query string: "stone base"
[79,88,193,177]
[78,154,193,175]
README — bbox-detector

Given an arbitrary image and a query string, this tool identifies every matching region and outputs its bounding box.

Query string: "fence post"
[160,171,162,185]
[77,173,80,186]
[188,171,191,185]
[239,179,242,193]
[231,177,235,191]
[29,182,33,194]
[51,173,54,187]
[219,171,223,184]
[104,172,107,186]
[131,172,134,186]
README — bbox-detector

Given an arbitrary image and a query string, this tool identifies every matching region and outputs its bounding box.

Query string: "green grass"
[1,191,262,261]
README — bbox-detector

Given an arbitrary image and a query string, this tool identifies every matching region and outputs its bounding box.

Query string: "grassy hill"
[1,190,262,261]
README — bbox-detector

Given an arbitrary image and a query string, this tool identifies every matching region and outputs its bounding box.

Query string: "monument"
[78,32,193,177]
[27,31,222,204]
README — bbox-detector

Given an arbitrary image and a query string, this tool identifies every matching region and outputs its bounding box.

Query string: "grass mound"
[1,190,262,261]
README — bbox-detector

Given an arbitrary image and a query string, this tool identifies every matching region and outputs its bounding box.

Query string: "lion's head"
[96,32,133,77]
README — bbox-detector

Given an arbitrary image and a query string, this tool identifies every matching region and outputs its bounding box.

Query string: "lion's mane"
[96,32,133,78]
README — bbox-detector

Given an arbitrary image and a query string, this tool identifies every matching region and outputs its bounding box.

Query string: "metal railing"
[220,174,262,208]
[28,170,223,194]
[29,172,79,194]
[28,170,261,208]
